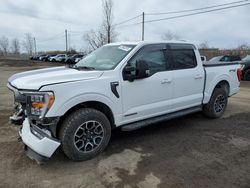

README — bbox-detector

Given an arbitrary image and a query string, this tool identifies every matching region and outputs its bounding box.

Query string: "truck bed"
[203,62,240,104]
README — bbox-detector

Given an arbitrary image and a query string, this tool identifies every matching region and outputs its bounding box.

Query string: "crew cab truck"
[7,41,241,163]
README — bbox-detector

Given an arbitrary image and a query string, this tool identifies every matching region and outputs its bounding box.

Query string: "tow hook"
[9,104,24,126]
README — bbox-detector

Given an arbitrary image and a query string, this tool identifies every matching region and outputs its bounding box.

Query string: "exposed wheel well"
[242,68,250,78]
[214,80,230,96]
[56,101,115,137]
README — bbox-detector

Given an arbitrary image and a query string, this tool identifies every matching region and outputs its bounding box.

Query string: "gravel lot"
[0,60,250,188]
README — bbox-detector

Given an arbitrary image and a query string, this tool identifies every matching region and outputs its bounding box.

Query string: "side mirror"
[135,60,150,79]
[123,65,136,82]
[123,60,150,82]
[201,56,206,62]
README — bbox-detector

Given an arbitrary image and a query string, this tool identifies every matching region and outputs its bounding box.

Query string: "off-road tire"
[59,108,111,161]
[203,87,228,118]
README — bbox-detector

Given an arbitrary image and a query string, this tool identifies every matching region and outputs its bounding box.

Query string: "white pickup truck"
[7,41,241,163]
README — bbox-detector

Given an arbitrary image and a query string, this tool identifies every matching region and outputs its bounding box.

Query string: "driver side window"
[128,45,168,77]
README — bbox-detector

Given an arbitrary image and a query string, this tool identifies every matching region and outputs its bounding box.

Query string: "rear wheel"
[203,87,228,118]
[243,69,250,81]
[59,108,111,161]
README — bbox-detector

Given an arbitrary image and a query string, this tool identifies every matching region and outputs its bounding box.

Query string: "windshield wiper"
[73,66,95,70]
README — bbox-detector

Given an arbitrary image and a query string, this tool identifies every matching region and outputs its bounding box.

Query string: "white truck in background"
[7,41,241,163]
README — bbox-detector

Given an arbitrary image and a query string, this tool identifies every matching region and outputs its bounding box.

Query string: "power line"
[115,21,142,29]
[115,1,250,29]
[113,14,141,26]
[146,0,249,15]
[144,2,250,24]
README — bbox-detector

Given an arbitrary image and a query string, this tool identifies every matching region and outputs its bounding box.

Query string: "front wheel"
[203,87,228,118]
[59,108,111,161]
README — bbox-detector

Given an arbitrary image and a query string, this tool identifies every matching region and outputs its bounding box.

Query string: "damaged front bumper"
[20,118,61,162]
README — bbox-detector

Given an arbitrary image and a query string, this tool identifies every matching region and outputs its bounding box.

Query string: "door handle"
[161,79,172,84]
[194,75,203,79]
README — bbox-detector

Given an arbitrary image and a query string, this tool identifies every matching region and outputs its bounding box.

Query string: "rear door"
[169,44,205,111]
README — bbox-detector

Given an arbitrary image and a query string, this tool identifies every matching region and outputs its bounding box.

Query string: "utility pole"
[68,33,70,51]
[33,37,37,55]
[142,12,145,41]
[65,29,68,53]
[107,25,111,43]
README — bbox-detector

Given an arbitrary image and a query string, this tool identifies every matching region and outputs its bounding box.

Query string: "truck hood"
[8,66,103,90]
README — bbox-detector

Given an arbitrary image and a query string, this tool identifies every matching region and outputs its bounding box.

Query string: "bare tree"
[84,0,117,50]
[0,36,9,55]
[11,38,20,55]
[84,29,107,50]
[236,42,250,50]
[23,33,34,55]
[199,41,209,49]
[161,31,180,40]
[102,0,113,43]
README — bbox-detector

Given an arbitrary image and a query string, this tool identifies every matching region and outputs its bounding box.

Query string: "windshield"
[243,55,250,61]
[209,56,223,63]
[74,45,135,70]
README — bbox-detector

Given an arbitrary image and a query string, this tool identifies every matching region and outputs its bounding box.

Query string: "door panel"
[121,71,173,123]
[172,67,204,110]
[121,44,173,124]
[170,48,204,110]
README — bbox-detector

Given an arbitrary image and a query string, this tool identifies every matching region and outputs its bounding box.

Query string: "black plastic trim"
[121,106,202,131]
[110,81,120,98]
[24,145,48,164]
[203,62,239,67]
[124,112,138,117]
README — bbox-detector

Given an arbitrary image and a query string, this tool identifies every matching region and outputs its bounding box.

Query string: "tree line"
[0,33,34,56]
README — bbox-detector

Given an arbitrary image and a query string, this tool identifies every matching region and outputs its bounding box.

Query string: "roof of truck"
[105,40,195,46]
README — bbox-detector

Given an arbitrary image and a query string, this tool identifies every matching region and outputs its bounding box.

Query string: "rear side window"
[171,49,197,69]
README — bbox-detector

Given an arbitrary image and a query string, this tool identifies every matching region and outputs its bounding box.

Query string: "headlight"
[25,92,55,118]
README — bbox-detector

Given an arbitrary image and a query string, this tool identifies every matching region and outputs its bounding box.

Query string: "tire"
[59,108,111,161]
[243,69,250,81]
[203,87,228,118]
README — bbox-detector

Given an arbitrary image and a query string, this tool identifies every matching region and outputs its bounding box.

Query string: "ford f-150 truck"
[7,41,241,163]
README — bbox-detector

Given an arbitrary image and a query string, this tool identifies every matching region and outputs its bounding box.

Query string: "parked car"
[7,41,241,163]
[49,54,67,62]
[30,54,45,61]
[65,54,84,64]
[38,54,48,61]
[240,55,250,80]
[41,54,56,62]
[209,55,241,63]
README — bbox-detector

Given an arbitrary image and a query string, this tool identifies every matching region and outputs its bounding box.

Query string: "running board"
[121,106,202,132]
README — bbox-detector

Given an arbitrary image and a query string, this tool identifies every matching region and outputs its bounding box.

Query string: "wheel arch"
[242,67,250,80]
[204,78,231,104]
[214,80,230,95]
[56,101,115,137]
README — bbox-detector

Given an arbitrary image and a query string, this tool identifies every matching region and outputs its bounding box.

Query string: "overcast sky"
[0,0,249,52]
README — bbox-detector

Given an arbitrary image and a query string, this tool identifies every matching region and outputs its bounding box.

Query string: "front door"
[120,44,173,124]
